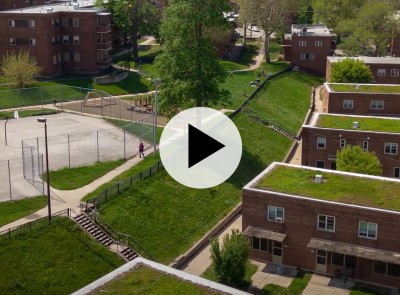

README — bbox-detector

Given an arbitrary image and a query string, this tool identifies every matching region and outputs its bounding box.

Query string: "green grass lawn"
[0,109,60,120]
[329,84,400,94]
[47,160,125,190]
[246,71,323,134]
[317,114,400,133]
[202,262,257,290]
[0,196,47,227]
[261,272,311,295]
[0,218,123,295]
[350,289,380,295]
[94,266,221,295]
[220,60,248,71]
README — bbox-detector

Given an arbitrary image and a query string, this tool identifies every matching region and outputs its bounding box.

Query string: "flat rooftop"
[249,162,400,212]
[327,56,400,64]
[0,0,103,13]
[326,83,400,94]
[291,24,332,36]
[313,113,400,133]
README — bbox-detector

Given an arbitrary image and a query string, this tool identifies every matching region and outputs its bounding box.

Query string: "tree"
[336,145,382,176]
[338,2,397,56]
[96,0,161,59]
[237,0,297,63]
[297,2,314,25]
[153,0,230,117]
[1,50,42,88]
[210,229,249,287]
[330,58,373,83]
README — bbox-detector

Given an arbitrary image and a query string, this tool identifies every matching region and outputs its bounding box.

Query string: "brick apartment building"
[327,56,400,84]
[0,0,52,11]
[0,1,112,77]
[282,24,335,75]
[322,83,400,116]
[301,113,400,178]
[243,162,400,288]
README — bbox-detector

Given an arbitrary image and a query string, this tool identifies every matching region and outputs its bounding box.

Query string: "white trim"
[267,205,284,222]
[358,221,378,240]
[317,214,335,232]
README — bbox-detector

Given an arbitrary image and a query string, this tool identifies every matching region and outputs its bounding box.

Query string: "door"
[315,249,327,273]
[330,161,337,170]
[272,241,283,264]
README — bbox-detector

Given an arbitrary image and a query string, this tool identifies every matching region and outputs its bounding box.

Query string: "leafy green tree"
[338,1,397,56]
[154,0,230,117]
[96,0,161,59]
[297,3,314,24]
[330,58,373,83]
[210,229,249,287]
[337,145,382,176]
[1,50,42,88]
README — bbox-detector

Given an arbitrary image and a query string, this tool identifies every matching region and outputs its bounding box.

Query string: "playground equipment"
[127,92,154,113]
[82,91,117,108]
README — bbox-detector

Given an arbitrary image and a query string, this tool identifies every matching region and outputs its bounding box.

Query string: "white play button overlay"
[159,107,242,189]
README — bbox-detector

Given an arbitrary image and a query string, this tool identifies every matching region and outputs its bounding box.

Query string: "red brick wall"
[242,188,400,286]
[301,126,400,177]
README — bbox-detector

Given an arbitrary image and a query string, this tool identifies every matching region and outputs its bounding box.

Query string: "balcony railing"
[98,58,112,67]
[96,24,111,33]
[97,40,112,50]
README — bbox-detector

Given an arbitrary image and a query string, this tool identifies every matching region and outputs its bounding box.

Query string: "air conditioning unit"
[352,121,359,129]
[315,174,323,183]
[276,217,283,223]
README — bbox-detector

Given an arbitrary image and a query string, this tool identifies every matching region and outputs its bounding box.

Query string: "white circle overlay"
[159,107,242,189]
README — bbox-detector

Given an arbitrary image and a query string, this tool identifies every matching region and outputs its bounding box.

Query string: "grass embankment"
[0,218,123,295]
[0,196,47,227]
[262,272,312,295]
[47,160,125,190]
[93,266,221,295]
[202,262,258,290]
[0,109,60,120]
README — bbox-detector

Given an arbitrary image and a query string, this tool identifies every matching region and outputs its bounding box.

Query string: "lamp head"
[37,118,47,123]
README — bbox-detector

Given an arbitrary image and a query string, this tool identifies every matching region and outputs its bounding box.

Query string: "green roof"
[329,84,400,94]
[256,165,400,211]
[316,114,400,133]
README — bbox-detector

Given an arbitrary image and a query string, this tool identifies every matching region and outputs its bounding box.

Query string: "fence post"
[41,87,43,110]
[21,140,25,178]
[30,146,35,186]
[81,99,83,116]
[68,134,71,168]
[8,160,12,200]
[149,166,152,176]
[97,130,100,162]
[123,129,126,159]
[117,182,120,193]
[41,154,45,195]
[119,100,122,120]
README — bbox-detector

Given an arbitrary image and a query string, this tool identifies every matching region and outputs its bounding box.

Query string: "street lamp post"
[152,78,161,156]
[37,117,51,224]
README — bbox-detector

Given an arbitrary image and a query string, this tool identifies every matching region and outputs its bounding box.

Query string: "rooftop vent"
[73,3,79,9]
[352,122,359,129]
[355,84,360,90]
[314,174,323,183]
[46,7,53,13]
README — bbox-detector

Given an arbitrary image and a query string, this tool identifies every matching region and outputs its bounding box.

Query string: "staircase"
[74,213,113,247]
[119,246,139,261]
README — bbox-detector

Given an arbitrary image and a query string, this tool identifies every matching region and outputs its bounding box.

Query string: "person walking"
[139,142,145,158]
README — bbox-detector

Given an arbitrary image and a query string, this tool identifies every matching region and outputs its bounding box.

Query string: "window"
[331,252,344,266]
[9,38,16,45]
[62,18,68,27]
[57,53,61,63]
[299,40,306,46]
[391,69,399,77]
[359,221,377,239]
[374,261,400,277]
[268,206,284,222]
[73,18,79,27]
[300,53,305,60]
[63,52,70,62]
[300,53,314,60]
[377,69,386,77]
[53,54,57,65]
[8,20,15,27]
[73,36,80,45]
[63,35,69,44]
[370,100,384,110]
[340,139,346,148]
[318,214,335,231]
[309,53,315,60]
[252,237,268,251]
[317,137,326,149]
[316,250,327,265]
[343,99,353,109]
[28,20,35,27]
[362,141,369,151]
[315,41,322,46]
[29,38,36,46]
[385,143,398,155]
[394,167,400,178]
[331,253,357,268]
[73,52,80,62]
[316,160,325,168]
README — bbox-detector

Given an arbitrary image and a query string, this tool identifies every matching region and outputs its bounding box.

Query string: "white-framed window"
[317,137,326,149]
[309,53,315,59]
[28,20,35,27]
[318,214,335,232]
[73,18,79,27]
[9,38,16,45]
[359,221,377,239]
[370,100,384,110]
[63,52,70,62]
[316,160,325,168]
[267,206,284,222]
[300,53,305,60]
[340,139,346,148]
[315,41,322,46]
[299,40,306,46]
[394,167,400,178]
[391,69,399,77]
[62,18,68,27]
[385,142,398,155]
[374,261,400,277]
[53,54,57,65]
[252,236,268,251]
[331,252,358,268]
[63,35,69,44]
[343,99,353,109]
[29,38,36,46]
[73,36,80,45]
[377,69,386,77]
[362,141,369,151]
[74,52,80,62]
[8,20,15,27]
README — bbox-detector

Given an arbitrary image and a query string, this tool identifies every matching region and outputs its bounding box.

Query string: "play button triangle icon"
[188,124,225,168]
